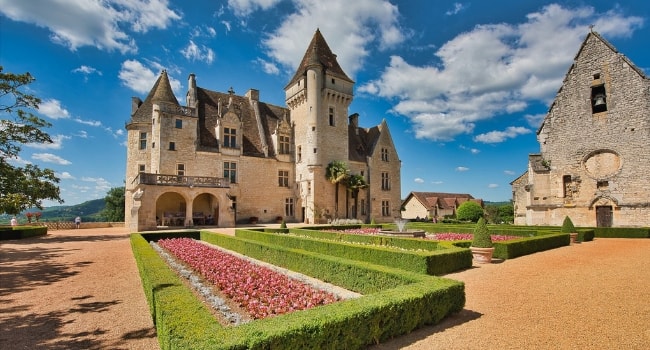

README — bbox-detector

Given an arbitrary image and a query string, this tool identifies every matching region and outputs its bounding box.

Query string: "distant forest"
[0,199,107,225]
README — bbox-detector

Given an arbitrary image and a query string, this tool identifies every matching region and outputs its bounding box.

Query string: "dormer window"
[224,127,237,148]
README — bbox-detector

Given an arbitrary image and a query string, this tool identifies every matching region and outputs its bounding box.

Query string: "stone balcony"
[134,173,230,188]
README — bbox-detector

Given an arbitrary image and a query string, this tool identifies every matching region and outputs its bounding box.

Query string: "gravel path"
[1,227,649,349]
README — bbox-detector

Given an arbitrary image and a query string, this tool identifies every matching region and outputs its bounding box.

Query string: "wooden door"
[596,206,612,227]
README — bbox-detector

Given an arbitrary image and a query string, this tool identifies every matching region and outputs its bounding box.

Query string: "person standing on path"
[75,216,81,229]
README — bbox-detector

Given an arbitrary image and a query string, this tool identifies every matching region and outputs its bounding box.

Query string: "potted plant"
[561,216,578,244]
[470,217,494,264]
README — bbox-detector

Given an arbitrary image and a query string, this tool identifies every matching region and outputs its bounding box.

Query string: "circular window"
[583,150,621,179]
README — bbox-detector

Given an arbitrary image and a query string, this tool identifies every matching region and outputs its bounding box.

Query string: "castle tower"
[285,29,354,223]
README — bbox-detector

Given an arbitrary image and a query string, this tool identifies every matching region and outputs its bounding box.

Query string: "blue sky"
[1,0,648,206]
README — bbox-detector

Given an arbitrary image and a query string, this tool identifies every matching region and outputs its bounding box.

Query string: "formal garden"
[127,219,650,349]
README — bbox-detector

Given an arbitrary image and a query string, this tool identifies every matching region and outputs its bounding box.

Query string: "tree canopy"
[102,186,125,222]
[0,66,63,215]
[456,201,484,222]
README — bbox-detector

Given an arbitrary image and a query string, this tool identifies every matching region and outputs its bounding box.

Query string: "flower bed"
[432,232,521,242]
[323,227,381,235]
[157,237,339,319]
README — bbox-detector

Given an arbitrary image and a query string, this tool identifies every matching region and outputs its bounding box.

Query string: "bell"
[593,93,606,106]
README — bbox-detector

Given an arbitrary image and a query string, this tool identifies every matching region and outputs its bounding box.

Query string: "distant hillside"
[0,199,107,224]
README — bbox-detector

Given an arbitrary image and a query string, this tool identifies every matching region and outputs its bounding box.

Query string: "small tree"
[325,160,349,218]
[472,217,493,248]
[561,216,576,233]
[456,201,484,222]
[101,186,125,222]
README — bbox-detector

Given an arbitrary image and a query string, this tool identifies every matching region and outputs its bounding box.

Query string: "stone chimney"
[246,88,259,102]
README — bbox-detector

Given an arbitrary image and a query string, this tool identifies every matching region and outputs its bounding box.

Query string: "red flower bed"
[323,227,381,235]
[158,238,338,319]
[432,233,521,242]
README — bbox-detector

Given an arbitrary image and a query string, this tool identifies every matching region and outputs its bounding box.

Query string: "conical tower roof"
[285,29,354,89]
[150,70,179,105]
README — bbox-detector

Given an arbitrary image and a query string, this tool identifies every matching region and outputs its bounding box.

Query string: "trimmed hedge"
[492,233,569,259]
[592,227,650,238]
[0,226,48,240]
[131,231,465,349]
[235,228,472,276]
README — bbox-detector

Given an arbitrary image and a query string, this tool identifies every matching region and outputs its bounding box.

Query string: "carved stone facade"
[512,31,650,227]
[125,30,401,231]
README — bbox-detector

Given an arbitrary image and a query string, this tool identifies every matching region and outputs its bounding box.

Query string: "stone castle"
[512,31,650,227]
[125,30,401,231]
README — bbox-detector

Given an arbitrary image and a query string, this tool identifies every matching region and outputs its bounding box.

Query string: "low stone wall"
[30,222,125,230]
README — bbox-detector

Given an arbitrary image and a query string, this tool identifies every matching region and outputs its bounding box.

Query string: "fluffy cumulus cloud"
[39,99,71,120]
[414,177,425,183]
[358,4,644,141]
[0,0,180,53]
[262,0,405,78]
[119,59,182,95]
[474,126,532,144]
[27,134,70,150]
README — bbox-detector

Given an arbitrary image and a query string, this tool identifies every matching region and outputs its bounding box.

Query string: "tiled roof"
[286,29,354,89]
[130,70,179,123]
[407,191,479,210]
[195,88,288,157]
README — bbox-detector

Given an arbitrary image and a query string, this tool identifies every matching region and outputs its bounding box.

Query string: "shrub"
[456,201,484,222]
[561,216,576,233]
[471,218,493,248]
[280,219,287,229]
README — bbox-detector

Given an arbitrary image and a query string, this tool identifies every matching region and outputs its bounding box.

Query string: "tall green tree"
[325,160,349,218]
[102,186,125,222]
[346,174,368,218]
[0,67,63,215]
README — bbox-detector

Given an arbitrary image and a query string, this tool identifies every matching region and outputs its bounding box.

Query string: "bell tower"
[285,29,354,223]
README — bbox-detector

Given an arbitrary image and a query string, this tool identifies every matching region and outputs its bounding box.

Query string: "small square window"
[175,119,182,129]
[169,142,176,151]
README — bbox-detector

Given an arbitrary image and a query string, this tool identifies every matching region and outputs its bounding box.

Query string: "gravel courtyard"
[1,227,648,349]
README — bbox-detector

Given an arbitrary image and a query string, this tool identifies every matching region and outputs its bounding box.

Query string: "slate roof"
[286,29,354,89]
[130,70,179,123]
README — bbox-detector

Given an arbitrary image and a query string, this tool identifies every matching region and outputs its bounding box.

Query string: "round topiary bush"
[456,201,484,222]
[561,216,576,233]
[471,217,493,248]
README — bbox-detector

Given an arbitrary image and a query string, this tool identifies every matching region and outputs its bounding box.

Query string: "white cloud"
[39,99,71,120]
[181,40,215,64]
[431,181,443,185]
[119,59,182,95]
[488,183,499,188]
[414,178,424,183]
[359,4,643,141]
[446,3,468,16]
[504,170,516,175]
[524,113,546,128]
[72,65,102,80]
[82,176,112,193]
[262,0,405,78]
[27,134,70,150]
[32,153,71,165]
[474,126,531,144]
[228,0,283,17]
[456,166,469,172]
[255,58,280,75]
[0,0,181,53]
[57,171,76,180]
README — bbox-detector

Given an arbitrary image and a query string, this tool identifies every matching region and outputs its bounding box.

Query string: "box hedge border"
[131,231,465,349]
[0,226,48,240]
[236,228,472,276]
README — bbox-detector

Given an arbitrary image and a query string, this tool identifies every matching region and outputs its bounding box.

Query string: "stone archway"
[192,193,219,226]
[590,196,617,228]
[156,192,188,226]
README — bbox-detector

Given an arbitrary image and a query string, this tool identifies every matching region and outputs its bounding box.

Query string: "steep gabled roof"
[286,29,354,89]
[538,30,648,134]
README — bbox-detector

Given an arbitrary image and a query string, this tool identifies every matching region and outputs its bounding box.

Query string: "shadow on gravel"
[1,233,128,245]
[369,309,483,349]
[0,247,89,297]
